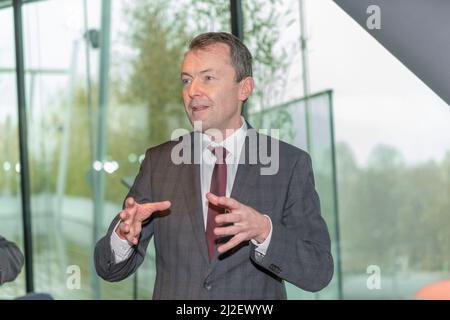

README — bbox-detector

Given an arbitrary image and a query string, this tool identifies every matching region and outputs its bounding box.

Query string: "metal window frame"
[12,0,34,293]
[0,0,46,9]
[230,0,244,40]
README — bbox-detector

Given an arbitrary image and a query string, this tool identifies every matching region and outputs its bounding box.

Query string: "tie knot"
[209,146,228,164]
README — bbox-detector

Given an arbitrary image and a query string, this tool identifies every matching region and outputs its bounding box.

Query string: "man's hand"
[206,192,271,254]
[116,197,171,245]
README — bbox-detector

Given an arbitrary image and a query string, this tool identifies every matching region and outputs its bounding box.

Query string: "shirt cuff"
[251,215,273,257]
[110,221,133,263]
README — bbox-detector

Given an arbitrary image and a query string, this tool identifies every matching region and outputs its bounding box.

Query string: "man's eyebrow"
[199,68,214,74]
[181,69,216,78]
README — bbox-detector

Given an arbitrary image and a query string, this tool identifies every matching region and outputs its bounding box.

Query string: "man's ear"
[239,76,254,102]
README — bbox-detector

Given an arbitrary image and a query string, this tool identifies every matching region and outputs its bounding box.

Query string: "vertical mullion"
[328,91,343,299]
[230,0,243,40]
[13,0,34,293]
[230,0,246,118]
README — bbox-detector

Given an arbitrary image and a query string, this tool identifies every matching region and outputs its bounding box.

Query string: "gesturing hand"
[116,197,171,245]
[206,193,271,254]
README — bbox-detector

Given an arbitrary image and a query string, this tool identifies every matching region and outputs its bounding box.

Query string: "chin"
[188,116,209,131]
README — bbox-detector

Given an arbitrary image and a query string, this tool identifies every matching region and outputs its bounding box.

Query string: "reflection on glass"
[0,6,25,299]
[20,0,134,299]
[249,91,341,299]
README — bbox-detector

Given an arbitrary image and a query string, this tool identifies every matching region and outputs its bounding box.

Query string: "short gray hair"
[188,32,253,82]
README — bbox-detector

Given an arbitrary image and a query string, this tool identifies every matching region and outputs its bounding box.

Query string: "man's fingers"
[206,193,241,210]
[206,192,220,206]
[139,200,171,212]
[125,233,137,245]
[215,213,241,225]
[119,222,141,245]
[149,200,172,212]
[116,221,130,241]
[121,197,137,224]
[119,200,171,241]
[120,206,137,225]
[218,196,241,210]
[214,225,240,237]
[119,222,130,234]
[129,224,142,245]
[125,197,135,209]
[217,234,244,254]
[138,201,171,220]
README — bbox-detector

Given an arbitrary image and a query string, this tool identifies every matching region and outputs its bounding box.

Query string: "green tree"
[115,0,192,149]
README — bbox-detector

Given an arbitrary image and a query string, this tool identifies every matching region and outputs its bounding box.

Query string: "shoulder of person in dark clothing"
[0,235,25,285]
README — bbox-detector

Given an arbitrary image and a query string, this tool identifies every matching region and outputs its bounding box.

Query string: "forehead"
[182,43,233,72]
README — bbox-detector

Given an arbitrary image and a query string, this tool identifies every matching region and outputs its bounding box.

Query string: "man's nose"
[188,78,203,98]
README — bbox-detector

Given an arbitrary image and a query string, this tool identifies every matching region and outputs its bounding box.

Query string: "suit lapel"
[230,130,259,205]
[181,132,209,264]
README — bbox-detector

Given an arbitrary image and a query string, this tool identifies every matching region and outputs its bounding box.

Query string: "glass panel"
[244,0,341,299]
[243,0,303,114]
[20,0,136,299]
[17,0,231,299]
[248,91,341,299]
[305,0,450,299]
[108,0,231,299]
[0,5,26,299]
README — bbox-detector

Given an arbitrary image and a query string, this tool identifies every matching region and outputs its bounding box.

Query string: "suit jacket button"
[269,264,281,274]
[204,281,212,290]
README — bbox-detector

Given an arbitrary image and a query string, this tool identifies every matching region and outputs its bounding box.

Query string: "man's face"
[181,43,252,138]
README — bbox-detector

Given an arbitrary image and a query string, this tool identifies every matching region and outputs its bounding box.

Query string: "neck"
[206,117,243,143]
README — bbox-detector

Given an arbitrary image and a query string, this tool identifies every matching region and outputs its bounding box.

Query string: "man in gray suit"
[95,32,333,299]
[0,235,24,285]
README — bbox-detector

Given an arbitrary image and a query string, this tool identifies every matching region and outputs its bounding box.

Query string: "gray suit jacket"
[0,235,24,285]
[94,126,333,299]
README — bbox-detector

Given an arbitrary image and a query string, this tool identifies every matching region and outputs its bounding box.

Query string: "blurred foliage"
[242,0,296,113]
[114,0,192,147]
[336,143,450,273]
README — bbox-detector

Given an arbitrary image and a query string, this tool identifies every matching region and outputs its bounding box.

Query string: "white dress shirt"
[111,117,272,263]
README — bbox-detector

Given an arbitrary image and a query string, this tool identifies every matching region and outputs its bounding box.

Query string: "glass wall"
[243,0,304,114]
[19,0,128,299]
[249,90,341,299]
[2,0,448,300]
[305,0,450,299]
[0,4,26,299]
[243,0,341,299]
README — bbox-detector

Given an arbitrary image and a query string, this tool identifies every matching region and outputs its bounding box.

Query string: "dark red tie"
[206,146,227,262]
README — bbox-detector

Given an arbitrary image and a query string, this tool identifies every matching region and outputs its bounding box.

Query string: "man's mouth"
[191,105,209,112]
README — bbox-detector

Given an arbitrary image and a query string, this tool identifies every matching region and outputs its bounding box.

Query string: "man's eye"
[182,79,191,85]
[205,75,214,81]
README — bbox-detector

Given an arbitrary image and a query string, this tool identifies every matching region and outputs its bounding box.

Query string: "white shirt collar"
[201,116,248,163]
